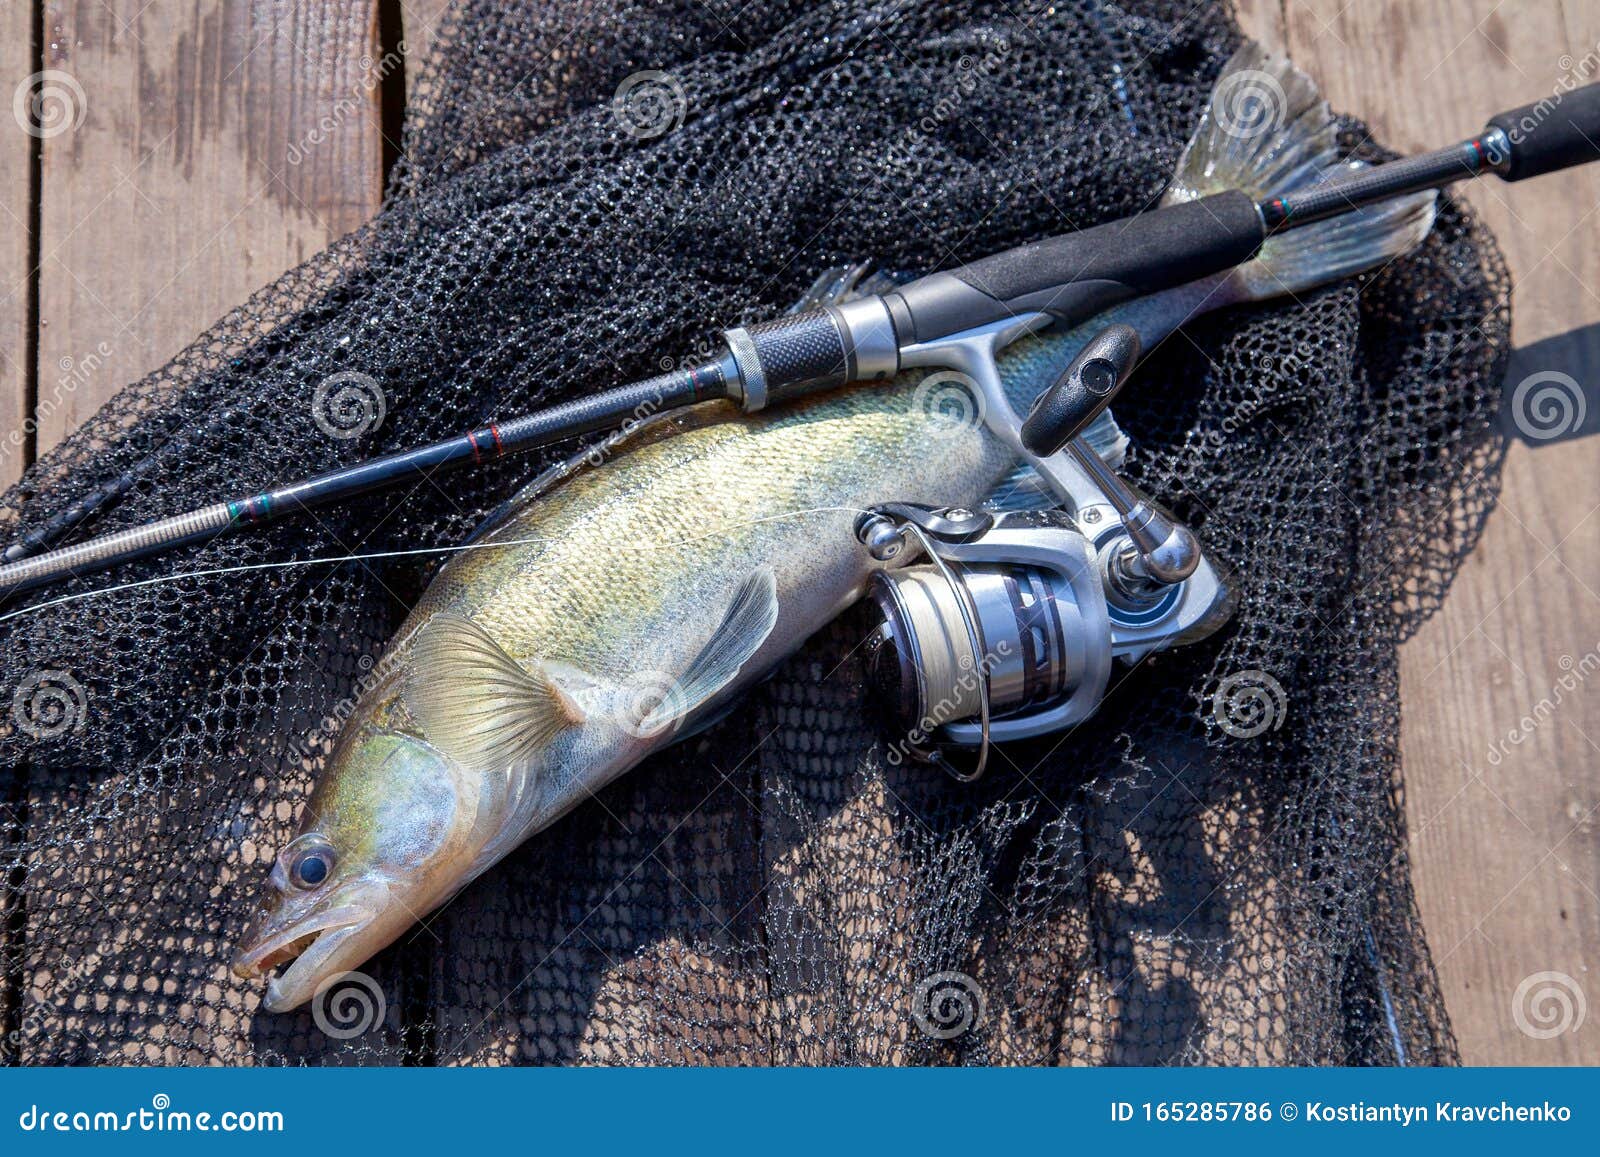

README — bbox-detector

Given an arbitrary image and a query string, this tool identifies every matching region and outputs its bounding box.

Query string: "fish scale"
[428,375,1011,684]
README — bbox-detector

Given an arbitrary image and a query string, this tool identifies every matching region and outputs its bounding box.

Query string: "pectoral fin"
[405,613,585,774]
[642,566,779,733]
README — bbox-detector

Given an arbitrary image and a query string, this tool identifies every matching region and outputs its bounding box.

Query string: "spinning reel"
[853,325,1235,780]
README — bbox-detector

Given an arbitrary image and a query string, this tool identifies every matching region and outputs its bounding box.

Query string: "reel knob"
[857,514,908,561]
[1020,323,1141,456]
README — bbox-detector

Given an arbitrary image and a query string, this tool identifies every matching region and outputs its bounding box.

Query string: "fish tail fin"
[1167,41,1436,303]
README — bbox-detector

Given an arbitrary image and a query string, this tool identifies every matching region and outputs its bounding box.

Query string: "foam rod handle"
[888,190,1266,343]
[1489,83,1600,181]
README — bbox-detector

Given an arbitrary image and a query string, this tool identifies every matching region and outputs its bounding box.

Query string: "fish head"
[232,728,474,1011]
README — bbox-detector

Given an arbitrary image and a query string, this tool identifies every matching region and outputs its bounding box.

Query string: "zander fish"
[233,46,1435,1010]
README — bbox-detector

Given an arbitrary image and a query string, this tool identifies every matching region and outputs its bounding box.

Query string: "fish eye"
[288,843,336,890]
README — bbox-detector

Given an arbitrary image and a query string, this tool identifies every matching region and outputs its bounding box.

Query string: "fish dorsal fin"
[460,406,711,547]
[404,613,586,774]
[640,566,779,734]
[788,264,874,312]
[786,264,916,312]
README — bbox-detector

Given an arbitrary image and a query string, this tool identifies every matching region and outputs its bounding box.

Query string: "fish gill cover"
[0,0,1507,1064]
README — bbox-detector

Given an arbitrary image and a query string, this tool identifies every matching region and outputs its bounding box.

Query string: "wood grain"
[1231,0,1287,54]
[0,8,33,487]
[32,0,385,457]
[1237,0,1600,1065]
[399,0,455,76]
[2,0,1594,1063]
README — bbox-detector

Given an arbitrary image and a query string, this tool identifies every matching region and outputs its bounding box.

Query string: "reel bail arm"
[854,324,1229,781]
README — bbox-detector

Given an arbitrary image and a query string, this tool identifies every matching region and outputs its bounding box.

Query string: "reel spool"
[856,505,1113,782]
[868,560,1085,731]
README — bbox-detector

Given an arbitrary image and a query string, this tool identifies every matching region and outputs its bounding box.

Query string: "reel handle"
[1019,322,1200,586]
[1020,323,1142,457]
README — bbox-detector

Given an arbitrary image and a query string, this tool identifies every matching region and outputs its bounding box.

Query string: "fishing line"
[0,537,552,627]
[602,505,877,552]
[0,505,881,626]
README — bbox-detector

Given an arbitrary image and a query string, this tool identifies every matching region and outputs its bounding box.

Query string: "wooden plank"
[395,0,455,185]
[400,0,456,77]
[1232,0,1288,55]
[33,0,385,456]
[0,6,33,487]
[23,0,389,1064]
[1274,0,1600,1065]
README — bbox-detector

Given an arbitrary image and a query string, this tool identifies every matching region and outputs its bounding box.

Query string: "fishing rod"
[3,84,1599,602]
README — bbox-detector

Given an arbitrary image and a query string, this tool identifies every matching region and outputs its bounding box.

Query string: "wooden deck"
[2,0,1595,1063]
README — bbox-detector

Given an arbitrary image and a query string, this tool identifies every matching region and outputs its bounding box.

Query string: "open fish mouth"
[231,904,373,1008]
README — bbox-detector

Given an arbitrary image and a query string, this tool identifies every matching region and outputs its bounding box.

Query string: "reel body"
[853,323,1235,779]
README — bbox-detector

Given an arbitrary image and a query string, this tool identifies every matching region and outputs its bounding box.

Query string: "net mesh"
[0,0,1508,1065]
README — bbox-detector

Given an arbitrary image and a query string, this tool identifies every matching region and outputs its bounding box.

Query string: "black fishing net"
[0,0,1508,1065]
